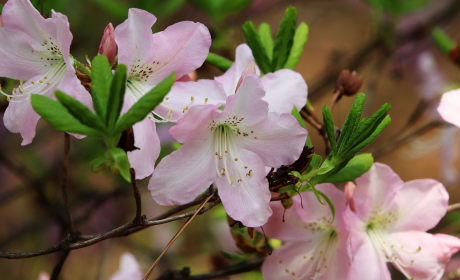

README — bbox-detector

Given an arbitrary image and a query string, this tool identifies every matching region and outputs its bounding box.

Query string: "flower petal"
[144,21,211,85]
[216,148,272,227]
[128,119,161,180]
[50,11,73,68]
[353,163,404,221]
[222,73,269,127]
[3,99,40,145]
[115,8,156,73]
[149,137,215,205]
[215,43,260,95]
[236,112,307,167]
[155,79,227,122]
[438,89,460,128]
[389,231,460,280]
[58,69,93,109]
[392,179,448,232]
[260,69,308,114]
[109,253,143,280]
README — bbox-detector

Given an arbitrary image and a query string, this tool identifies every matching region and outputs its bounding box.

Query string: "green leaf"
[110,148,131,182]
[349,115,391,155]
[242,21,272,74]
[304,154,322,174]
[55,91,107,133]
[291,106,306,129]
[31,95,100,137]
[309,184,324,205]
[91,55,113,120]
[284,22,309,70]
[258,23,274,61]
[305,135,313,149]
[0,4,4,14]
[221,251,246,262]
[206,52,233,72]
[114,73,175,134]
[325,154,374,183]
[317,158,335,175]
[432,27,455,55]
[336,93,366,155]
[272,7,297,71]
[190,0,252,21]
[90,157,107,173]
[106,64,127,131]
[322,105,337,155]
[317,190,335,220]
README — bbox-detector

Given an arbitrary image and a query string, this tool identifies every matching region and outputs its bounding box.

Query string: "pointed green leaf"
[272,7,297,71]
[110,148,131,182]
[31,95,100,137]
[336,93,366,155]
[206,52,233,72]
[317,158,335,175]
[291,106,306,129]
[322,105,337,155]
[114,73,175,134]
[90,157,108,173]
[258,23,273,61]
[242,21,272,73]
[91,55,113,120]
[317,190,335,220]
[325,153,373,183]
[349,115,391,155]
[55,91,107,133]
[106,64,127,130]
[284,22,309,70]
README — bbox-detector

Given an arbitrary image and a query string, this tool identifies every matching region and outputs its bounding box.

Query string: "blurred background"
[0,0,460,279]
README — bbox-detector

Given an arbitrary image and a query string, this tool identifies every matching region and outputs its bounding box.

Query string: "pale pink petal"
[115,8,156,73]
[2,0,56,49]
[346,226,391,280]
[50,11,73,67]
[176,74,192,82]
[344,182,356,212]
[236,112,307,167]
[58,70,93,109]
[263,200,318,242]
[128,119,161,180]
[155,79,226,122]
[353,163,404,221]
[388,231,460,280]
[169,104,220,143]
[216,148,272,227]
[215,44,260,94]
[392,179,448,232]
[149,137,215,205]
[222,73,269,127]
[438,89,460,128]
[4,97,41,146]
[260,69,308,114]
[109,253,143,280]
[0,27,51,80]
[37,273,49,280]
[144,21,211,85]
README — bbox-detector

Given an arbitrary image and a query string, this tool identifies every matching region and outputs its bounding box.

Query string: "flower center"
[0,60,67,102]
[367,222,421,280]
[278,229,339,279]
[212,124,252,186]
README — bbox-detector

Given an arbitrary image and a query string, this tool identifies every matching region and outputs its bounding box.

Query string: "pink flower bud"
[235,61,256,92]
[344,181,356,212]
[98,23,116,65]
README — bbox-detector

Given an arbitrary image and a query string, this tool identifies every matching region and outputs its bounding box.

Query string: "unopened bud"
[344,182,356,212]
[98,23,116,65]
[0,15,3,29]
[235,61,256,93]
[450,45,460,67]
[335,70,363,97]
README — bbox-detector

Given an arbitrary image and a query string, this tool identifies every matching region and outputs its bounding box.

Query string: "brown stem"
[60,133,74,236]
[447,202,460,213]
[130,169,143,225]
[329,89,341,112]
[50,250,70,280]
[142,193,215,280]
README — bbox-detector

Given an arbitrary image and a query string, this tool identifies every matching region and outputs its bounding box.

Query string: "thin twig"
[130,169,143,225]
[447,202,460,213]
[50,250,70,280]
[60,133,74,236]
[142,193,216,280]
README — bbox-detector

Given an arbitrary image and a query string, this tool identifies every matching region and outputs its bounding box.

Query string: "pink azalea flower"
[215,43,308,114]
[148,74,308,227]
[37,272,49,280]
[109,253,143,280]
[0,0,92,145]
[114,8,211,179]
[262,184,350,279]
[345,163,460,280]
[438,88,460,128]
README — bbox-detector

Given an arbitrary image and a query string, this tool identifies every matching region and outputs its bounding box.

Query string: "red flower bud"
[98,23,116,65]
[335,69,364,97]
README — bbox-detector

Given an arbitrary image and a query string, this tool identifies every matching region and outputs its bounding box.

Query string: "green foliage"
[432,27,456,55]
[325,154,374,183]
[0,4,3,14]
[31,57,175,182]
[291,106,306,129]
[258,23,274,61]
[205,53,233,72]
[272,7,297,70]
[190,0,252,21]
[242,21,272,74]
[365,0,428,14]
[284,23,309,70]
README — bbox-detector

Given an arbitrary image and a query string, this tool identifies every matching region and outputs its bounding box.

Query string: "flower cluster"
[262,163,460,280]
